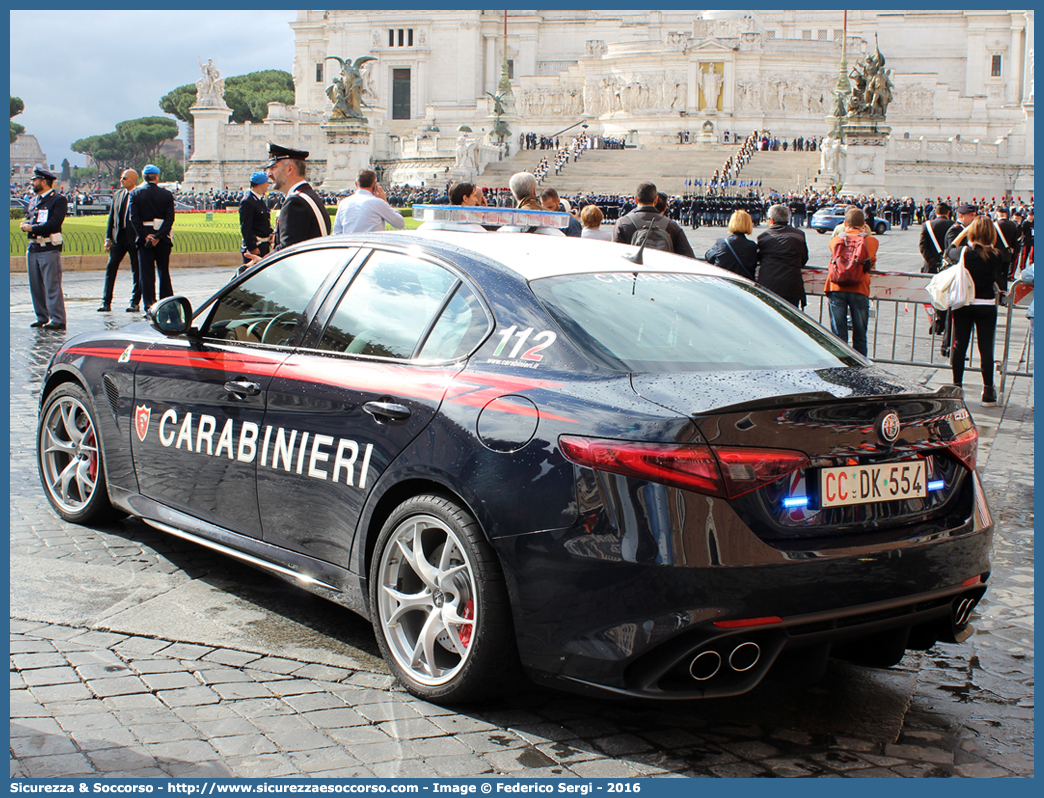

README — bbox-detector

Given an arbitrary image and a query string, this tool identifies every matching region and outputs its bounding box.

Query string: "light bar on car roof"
[412,204,572,229]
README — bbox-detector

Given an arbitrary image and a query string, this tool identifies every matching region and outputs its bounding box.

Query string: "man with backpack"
[826,207,878,356]
[613,181,695,258]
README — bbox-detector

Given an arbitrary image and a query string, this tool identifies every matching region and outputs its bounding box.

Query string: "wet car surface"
[36,217,991,705]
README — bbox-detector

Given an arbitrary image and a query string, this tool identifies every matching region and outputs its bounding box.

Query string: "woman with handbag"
[703,210,757,280]
[946,215,1009,405]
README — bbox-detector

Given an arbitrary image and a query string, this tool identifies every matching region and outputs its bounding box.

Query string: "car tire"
[816,228,828,234]
[370,493,522,703]
[37,382,115,524]
[875,222,887,235]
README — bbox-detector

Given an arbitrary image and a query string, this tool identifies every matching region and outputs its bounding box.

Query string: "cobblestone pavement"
[10,234,1034,778]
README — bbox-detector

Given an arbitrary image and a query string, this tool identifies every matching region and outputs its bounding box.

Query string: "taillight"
[559,436,808,499]
[713,616,783,629]
[947,427,978,471]
[714,447,810,498]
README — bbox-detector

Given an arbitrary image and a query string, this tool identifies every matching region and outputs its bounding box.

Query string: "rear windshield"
[530,273,865,372]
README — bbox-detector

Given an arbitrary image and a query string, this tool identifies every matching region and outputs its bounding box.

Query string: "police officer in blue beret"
[129,163,176,311]
[239,171,274,266]
[21,166,68,329]
[264,143,331,250]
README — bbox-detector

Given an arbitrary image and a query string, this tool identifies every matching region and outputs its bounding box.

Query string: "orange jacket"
[825,230,879,295]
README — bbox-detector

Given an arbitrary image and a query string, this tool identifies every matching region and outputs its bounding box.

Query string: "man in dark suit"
[99,169,141,312]
[944,203,978,250]
[1015,210,1034,274]
[755,203,809,308]
[129,163,176,310]
[994,207,1020,279]
[918,201,953,274]
[239,171,274,266]
[264,143,331,251]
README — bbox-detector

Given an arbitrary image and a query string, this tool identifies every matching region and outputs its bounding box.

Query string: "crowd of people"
[16,135,1034,408]
[519,132,625,150]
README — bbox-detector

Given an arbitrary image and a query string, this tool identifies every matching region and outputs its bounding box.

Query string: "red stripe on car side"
[63,346,577,422]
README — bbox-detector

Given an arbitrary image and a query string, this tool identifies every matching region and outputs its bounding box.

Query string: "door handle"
[363,401,412,424]
[224,379,261,397]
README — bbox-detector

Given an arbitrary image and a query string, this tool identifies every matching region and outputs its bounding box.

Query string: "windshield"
[530,273,866,372]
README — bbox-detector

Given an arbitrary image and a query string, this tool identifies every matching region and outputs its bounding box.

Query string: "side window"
[203,249,348,346]
[418,283,489,360]
[317,251,458,359]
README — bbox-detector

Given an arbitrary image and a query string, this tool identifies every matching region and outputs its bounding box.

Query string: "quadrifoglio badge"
[135,405,151,442]
[133,404,374,488]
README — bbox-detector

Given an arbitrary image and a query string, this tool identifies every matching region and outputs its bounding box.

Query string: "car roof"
[404,229,724,281]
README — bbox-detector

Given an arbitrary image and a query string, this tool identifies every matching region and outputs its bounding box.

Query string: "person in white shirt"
[333,169,405,234]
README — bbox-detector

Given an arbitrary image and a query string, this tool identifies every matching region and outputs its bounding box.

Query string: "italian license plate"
[820,461,927,508]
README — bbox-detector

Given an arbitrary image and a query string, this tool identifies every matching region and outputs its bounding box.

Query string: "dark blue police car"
[811,204,891,235]
[37,209,990,703]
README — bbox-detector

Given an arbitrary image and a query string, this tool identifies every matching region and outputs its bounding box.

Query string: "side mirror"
[148,296,194,337]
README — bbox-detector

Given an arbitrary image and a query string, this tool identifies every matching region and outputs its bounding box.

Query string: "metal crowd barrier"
[801,265,1033,396]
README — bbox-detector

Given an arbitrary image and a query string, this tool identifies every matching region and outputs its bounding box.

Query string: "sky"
[10,9,297,170]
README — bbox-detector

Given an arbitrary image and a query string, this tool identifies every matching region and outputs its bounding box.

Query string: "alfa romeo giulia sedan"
[37,212,991,703]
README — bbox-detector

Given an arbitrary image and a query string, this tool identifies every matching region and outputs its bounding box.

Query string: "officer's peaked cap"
[265,143,309,167]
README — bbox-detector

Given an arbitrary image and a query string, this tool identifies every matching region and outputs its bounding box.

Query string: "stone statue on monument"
[324,56,377,121]
[700,64,723,110]
[195,58,226,107]
[455,134,470,168]
[485,90,508,117]
[820,136,841,174]
[845,36,894,119]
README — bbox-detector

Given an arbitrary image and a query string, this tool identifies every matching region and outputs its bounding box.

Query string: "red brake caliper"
[458,599,474,647]
[85,430,98,482]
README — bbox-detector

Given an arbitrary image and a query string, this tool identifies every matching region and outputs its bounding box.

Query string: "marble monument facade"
[186,9,1033,196]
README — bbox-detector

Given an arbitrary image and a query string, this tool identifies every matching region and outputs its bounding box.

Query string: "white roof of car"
[412,229,727,282]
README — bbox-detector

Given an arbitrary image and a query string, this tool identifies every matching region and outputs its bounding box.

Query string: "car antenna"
[623,222,653,266]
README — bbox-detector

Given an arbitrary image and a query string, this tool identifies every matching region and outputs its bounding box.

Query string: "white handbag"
[925,247,973,311]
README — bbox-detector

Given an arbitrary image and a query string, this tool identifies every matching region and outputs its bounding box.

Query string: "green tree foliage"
[150,153,184,183]
[70,132,126,178]
[115,116,179,164]
[60,158,71,182]
[11,94,25,143]
[158,70,294,125]
[225,70,295,124]
[71,117,178,180]
[69,166,102,189]
[159,84,197,124]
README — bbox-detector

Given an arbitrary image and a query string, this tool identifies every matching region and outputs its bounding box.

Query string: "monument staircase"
[477,145,821,196]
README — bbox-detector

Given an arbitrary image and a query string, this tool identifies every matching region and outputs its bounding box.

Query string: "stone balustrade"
[887,135,1010,162]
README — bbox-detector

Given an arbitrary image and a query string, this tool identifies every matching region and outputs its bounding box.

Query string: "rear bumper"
[493,474,992,699]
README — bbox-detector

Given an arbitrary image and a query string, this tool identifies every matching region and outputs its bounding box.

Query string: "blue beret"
[142,164,161,176]
[250,171,269,185]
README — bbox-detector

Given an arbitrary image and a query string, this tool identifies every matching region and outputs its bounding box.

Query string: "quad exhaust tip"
[954,597,974,627]
[689,650,722,681]
[728,641,761,672]
[689,641,762,681]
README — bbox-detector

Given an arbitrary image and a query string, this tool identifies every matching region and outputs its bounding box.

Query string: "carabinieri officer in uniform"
[239,171,274,267]
[129,163,176,310]
[264,143,331,251]
[21,166,68,330]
